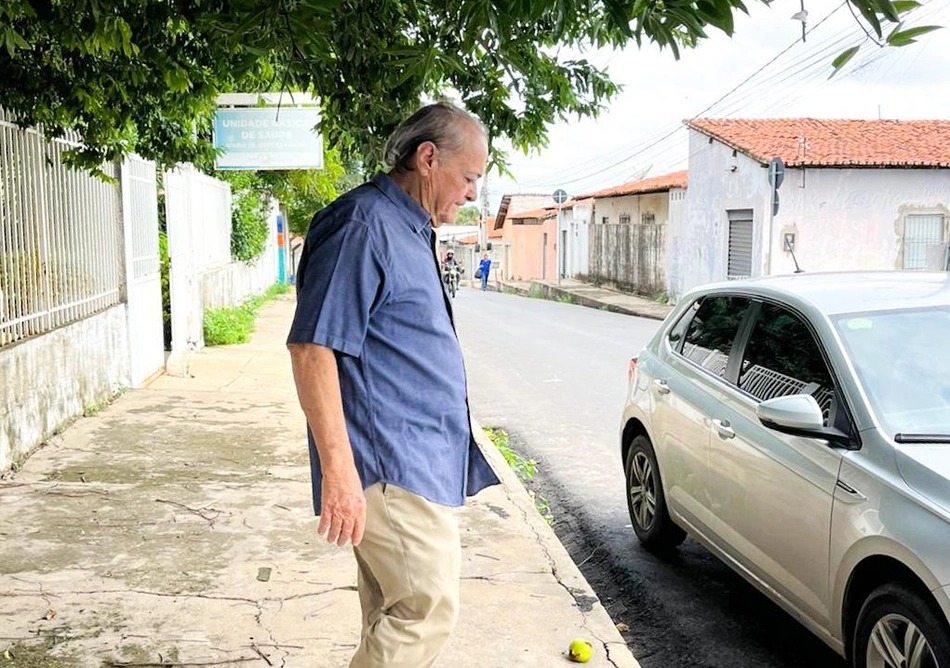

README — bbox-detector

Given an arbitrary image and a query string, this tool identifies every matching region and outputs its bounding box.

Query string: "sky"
[481,0,950,213]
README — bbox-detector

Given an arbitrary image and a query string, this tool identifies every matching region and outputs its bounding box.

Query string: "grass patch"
[203,282,290,346]
[555,293,574,304]
[1,641,80,668]
[484,427,553,524]
[527,285,545,299]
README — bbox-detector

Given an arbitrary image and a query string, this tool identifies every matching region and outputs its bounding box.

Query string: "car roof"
[686,271,950,316]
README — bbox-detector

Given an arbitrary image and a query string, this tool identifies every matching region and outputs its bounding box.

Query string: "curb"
[471,422,641,668]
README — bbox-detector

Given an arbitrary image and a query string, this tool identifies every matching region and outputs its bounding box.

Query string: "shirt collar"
[371,172,432,233]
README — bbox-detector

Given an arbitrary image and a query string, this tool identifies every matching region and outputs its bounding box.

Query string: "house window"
[642,212,656,225]
[727,209,754,279]
[601,216,609,225]
[618,213,631,225]
[903,214,947,270]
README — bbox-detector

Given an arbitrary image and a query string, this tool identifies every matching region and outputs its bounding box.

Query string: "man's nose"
[466,183,477,201]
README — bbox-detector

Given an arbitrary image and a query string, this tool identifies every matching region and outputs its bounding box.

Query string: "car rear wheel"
[853,583,950,668]
[624,434,685,553]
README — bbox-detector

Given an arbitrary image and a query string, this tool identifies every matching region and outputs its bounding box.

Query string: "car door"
[705,300,844,628]
[652,295,753,534]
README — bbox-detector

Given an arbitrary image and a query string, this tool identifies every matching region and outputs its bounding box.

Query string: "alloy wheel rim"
[867,613,937,668]
[628,451,657,531]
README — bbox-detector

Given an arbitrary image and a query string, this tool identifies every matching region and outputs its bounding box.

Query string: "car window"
[835,306,950,437]
[680,296,750,377]
[667,300,698,351]
[738,302,836,424]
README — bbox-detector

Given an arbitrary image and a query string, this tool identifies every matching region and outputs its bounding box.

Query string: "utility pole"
[479,175,490,252]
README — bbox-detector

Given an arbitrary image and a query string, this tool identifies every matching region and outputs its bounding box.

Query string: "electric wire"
[507,0,945,195]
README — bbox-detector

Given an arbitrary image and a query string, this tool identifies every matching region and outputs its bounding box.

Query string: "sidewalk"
[0,295,639,668]
[492,278,674,321]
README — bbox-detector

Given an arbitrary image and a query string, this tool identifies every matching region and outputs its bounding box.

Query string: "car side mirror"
[758,394,823,430]
[756,394,855,448]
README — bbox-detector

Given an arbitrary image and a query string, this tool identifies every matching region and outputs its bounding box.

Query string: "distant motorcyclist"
[441,250,464,279]
[441,250,464,297]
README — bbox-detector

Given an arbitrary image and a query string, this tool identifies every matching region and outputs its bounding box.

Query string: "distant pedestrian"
[286,101,500,668]
[478,252,491,291]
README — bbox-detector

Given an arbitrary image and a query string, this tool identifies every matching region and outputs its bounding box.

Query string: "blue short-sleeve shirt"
[287,173,500,511]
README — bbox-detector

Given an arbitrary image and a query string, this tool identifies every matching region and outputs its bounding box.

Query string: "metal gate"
[120,156,165,387]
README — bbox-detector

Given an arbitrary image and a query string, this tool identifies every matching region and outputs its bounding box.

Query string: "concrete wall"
[589,192,670,294]
[589,222,667,296]
[0,305,130,470]
[668,129,950,301]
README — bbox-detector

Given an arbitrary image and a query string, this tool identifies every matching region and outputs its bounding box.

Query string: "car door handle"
[713,419,736,439]
[653,379,670,395]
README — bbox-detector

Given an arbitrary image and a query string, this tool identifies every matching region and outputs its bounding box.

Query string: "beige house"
[576,170,688,297]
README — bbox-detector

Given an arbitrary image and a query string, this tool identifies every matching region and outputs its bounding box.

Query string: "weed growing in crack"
[484,427,553,524]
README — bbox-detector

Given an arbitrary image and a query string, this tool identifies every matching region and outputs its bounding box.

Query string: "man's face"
[429,124,487,226]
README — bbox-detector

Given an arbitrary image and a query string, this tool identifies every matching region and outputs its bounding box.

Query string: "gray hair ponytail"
[383,102,486,172]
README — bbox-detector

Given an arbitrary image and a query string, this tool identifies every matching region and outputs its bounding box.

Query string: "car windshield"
[834,306,950,439]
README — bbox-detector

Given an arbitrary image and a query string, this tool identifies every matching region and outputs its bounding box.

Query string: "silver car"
[620,271,950,668]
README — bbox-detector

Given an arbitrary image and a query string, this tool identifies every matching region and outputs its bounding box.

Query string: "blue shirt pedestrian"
[287,173,500,513]
[478,255,492,291]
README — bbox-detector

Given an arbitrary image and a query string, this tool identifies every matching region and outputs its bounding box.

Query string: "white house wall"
[671,129,950,302]
[669,131,770,300]
[767,168,950,275]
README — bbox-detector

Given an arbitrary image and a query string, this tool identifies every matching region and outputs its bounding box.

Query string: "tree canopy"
[0,0,936,174]
[455,205,481,225]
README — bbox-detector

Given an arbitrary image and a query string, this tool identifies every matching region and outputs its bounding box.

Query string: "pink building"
[490,194,558,281]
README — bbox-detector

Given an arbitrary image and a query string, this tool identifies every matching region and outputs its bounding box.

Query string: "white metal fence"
[120,156,165,387]
[0,109,122,346]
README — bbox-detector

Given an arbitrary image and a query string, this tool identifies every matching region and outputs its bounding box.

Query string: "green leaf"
[853,1,884,38]
[886,24,940,46]
[868,0,901,23]
[830,45,861,75]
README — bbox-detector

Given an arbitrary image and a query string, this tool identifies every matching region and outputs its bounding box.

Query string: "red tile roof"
[688,118,950,168]
[492,194,558,231]
[575,170,688,200]
[507,207,556,221]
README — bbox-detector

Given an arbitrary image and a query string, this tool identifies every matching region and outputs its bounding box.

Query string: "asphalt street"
[454,288,848,668]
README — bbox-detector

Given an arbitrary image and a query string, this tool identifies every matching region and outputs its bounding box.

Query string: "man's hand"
[318,466,366,547]
[288,343,366,547]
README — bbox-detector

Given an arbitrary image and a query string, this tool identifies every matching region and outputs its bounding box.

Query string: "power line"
[510,0,945,193]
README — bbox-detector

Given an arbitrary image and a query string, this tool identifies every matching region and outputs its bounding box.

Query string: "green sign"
[213,107,323,170]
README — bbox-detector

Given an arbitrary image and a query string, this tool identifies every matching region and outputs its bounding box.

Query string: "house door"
[542,232,548,278]
[561,229,568,278]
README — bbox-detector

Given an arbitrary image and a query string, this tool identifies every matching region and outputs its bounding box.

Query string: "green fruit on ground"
[568,638,594,663]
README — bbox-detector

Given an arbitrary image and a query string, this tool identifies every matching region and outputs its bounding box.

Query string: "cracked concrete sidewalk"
[0,295,640,668]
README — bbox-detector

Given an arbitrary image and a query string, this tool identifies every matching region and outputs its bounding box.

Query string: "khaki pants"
[349,483,461,668]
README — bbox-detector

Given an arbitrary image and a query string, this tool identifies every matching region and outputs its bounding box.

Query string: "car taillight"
[628,356,638,383]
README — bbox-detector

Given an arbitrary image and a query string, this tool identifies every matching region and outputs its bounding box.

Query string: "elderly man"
[287,102,500,668]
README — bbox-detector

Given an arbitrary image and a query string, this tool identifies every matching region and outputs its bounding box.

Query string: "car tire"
[624,434,686,553]
[853,583,950,668]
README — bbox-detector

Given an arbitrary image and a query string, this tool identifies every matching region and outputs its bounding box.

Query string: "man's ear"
[416,141,438,174]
